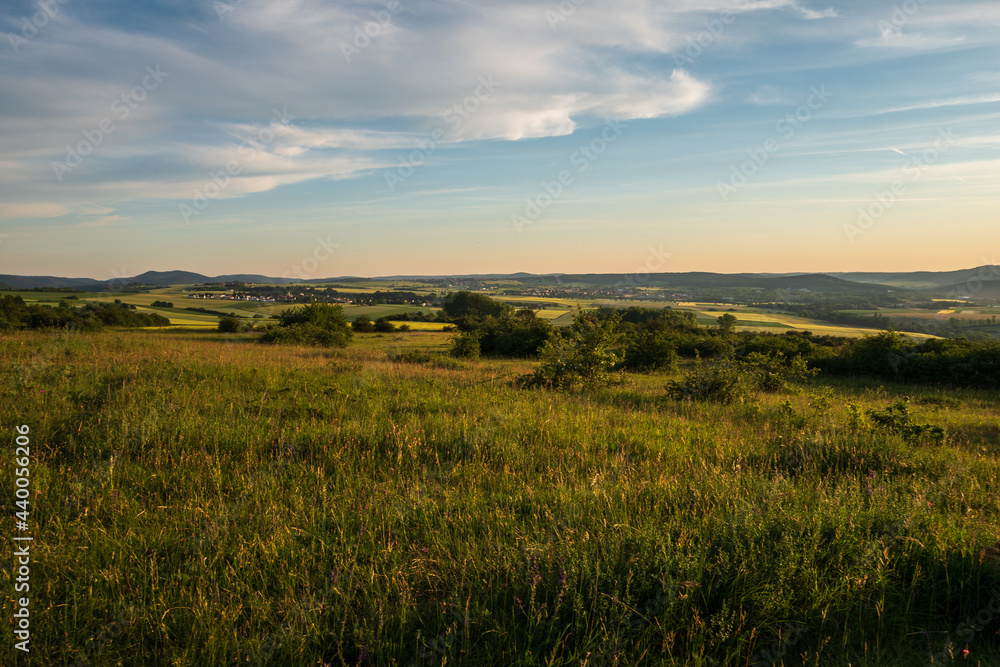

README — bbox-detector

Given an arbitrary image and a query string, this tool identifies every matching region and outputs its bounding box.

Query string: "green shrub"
[217,316,243,333]
[740,352,817,393]
[619,329,678,372]
[666,355,749,403]
[867,398,946,444]
[450,331,481,359]
[351,315,375,332]
[259,323,351,347]
[374,317,396,333]
[519,311,623,389]
[666,352,816,403]
[262,302,352,347]
[387,350,434,363]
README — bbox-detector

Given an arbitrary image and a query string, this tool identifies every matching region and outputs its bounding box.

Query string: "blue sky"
[1,0,998,279]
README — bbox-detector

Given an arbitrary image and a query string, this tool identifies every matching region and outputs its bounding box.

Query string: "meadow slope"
[2,330,999,665]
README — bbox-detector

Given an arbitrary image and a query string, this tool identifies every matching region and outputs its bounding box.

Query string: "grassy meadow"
[2,329,1000,665]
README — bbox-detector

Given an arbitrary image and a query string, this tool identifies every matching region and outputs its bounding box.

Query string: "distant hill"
[0,275,106,290]
[932,278,1000,300]
[2,266,996,295]
[129,271,298,286]
[521,272,892,294]
[0,271,297,290]
[830,265,1000,290]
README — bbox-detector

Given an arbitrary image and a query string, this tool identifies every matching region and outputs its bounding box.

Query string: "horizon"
[2,1,998,278]
[4,262,1000,284]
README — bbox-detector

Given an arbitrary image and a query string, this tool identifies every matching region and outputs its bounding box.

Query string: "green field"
[3,329,999,665]
[7,286,982,339]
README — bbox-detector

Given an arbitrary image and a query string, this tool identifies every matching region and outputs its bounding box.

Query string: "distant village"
[185,292,352,304]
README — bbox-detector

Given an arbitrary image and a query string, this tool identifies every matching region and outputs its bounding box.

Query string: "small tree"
[218,315,243,333]
[520,311,622,388]
[717,313,738,334]
[262,302,352,347]
[620,330,678,372]
[450,330,481,359]
[373,316,396,333]
[352,314,375,333]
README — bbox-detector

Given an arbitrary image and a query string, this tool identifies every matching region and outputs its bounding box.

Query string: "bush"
[519,312,622,389]
[672,331,730,358]
[373,317,396,333]
[620,330,678,372]
[867,399,946,444]
[739,352,817,393]
[441,291,513,320]
[450,331,481,359]
[666,355,749,403]
[262,302,352,347]
[387,350,433,363]
[279,302,351,333]
[259,323,350,347]
[666,352,816,403]
[352,315,375,333]
[217,316,244,333]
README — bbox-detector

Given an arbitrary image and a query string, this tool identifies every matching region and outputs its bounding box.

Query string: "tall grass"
[1,330,999,665]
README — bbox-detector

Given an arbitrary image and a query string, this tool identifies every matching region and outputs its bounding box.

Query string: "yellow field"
[387,321,450,331]
[493,295,583,307]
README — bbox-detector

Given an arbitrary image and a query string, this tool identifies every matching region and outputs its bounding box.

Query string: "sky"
[0,0,998,280]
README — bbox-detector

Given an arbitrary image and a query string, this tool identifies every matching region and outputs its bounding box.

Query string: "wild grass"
[1,330,999,665]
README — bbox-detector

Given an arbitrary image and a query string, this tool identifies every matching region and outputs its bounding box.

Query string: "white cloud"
[799,7,838,20]
[0,203,72,218]
[0,0,727,216]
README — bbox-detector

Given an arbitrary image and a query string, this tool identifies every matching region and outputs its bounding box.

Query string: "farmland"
[9,280,988,341]
[3,326,1000,665]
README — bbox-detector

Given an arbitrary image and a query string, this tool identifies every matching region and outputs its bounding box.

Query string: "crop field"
[2,329,999,665]
[386,321,451,331]
[494,296,586,308]
[534,309,575,322]
[343,305,438,320]
[8,287,985,339]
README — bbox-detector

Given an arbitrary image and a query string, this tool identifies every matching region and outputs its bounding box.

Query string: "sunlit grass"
[1,330,998,665]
